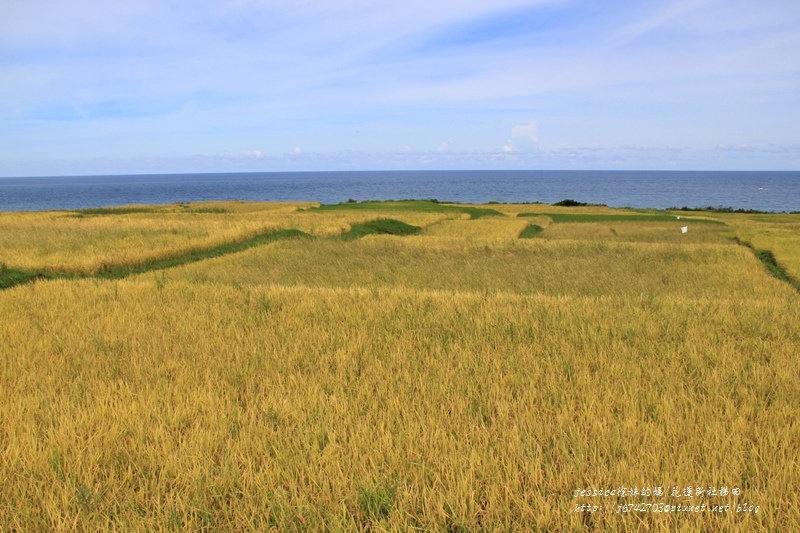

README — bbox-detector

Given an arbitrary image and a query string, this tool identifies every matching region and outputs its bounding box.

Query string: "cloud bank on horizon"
[1,0,799,175]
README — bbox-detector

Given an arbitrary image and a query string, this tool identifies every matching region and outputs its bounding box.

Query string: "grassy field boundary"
[311,199,505,219]
[733,237,800,291]
[0,264,41,289]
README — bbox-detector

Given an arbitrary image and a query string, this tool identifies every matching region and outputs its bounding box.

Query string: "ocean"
[0,170,798,212]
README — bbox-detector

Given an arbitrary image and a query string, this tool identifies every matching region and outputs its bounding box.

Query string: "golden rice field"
[1,201,799,531]
[0,202,460,273]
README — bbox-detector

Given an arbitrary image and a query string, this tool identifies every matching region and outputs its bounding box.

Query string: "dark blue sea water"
[1,170,798,212]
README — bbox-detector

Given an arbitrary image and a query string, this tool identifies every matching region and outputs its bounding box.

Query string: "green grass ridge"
[733,237,800,292]
[518,224,544,239]
[0,266,41,289]
[312,199,504,219]
[339,219,422,241]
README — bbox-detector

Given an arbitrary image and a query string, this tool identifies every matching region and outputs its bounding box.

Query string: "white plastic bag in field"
[681,226,688,234]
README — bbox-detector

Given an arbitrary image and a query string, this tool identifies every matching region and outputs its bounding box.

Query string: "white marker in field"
[681,226,688,234]
[676,216,680,219]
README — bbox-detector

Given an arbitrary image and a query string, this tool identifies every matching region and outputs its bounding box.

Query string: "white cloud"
[503,121,538,152]
[242,149,263,158]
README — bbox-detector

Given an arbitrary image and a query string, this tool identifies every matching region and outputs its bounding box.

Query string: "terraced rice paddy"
[1,200,798,531]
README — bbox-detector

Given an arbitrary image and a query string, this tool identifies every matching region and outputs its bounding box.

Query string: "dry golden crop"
[0,202,304,273]
[0,202,459,274]
[154,235,787,300]
[1,202,798,531]
[536,220,735,244]
[420,218,530,240]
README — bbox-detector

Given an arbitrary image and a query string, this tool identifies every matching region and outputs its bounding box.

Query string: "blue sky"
[1,0,799,176]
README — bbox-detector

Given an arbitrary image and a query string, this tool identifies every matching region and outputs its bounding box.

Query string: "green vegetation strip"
[733,238,800,291]
[517,213,726,225]
[0,265,41,290]
[518,224,544,239]
[339,219,422,241]
[312,199,504,219]
[754,250,796,285]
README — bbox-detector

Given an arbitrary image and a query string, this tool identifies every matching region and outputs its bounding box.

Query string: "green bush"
[553,199,587,207]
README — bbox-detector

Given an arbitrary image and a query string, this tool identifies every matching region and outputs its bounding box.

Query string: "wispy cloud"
[716,144,756,152]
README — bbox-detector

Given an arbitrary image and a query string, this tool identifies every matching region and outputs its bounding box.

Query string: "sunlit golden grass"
[538,221,735,244]
[0,203,454,273]
[192,200,316,213]
[0,204,306,273]
[1,279,798,531]
[486,203,626,217]
[661,211,800,281]
[154,235,790,300]
[0,213,267,273]
[1,202,800,531]
[421,217,530,240]
[281,210,461,237]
